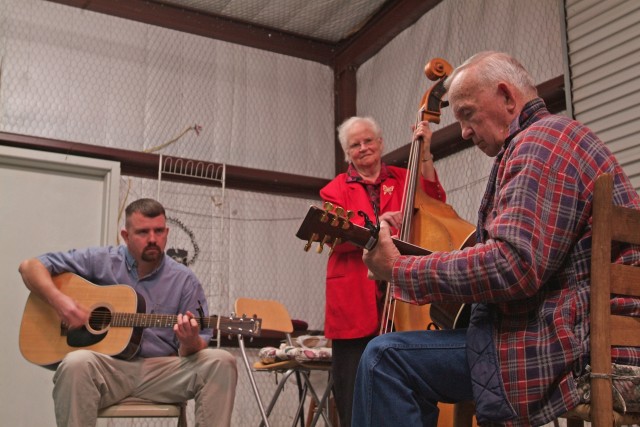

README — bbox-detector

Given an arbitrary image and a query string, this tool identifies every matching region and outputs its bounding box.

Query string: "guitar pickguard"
[66,327,108,348]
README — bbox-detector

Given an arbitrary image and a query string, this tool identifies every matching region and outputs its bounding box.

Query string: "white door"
[0,145,119,426]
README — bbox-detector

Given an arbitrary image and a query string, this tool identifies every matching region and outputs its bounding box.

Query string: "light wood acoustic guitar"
[296,204,471,330]
[19,272,261,369]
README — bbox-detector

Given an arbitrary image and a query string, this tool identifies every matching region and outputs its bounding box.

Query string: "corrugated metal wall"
[563,0,640,189]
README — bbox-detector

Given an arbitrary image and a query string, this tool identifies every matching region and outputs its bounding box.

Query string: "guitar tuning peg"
[321,202,334,223]
[304,233,319,252]
[343,210,354,229]
[330,212,341,227]
[328,238,341,257]
[317,235,332,254]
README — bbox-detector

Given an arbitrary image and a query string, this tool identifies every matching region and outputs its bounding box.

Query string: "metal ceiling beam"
[332,0,443,73]
[45,0,337,65]
[0,132,329,199]
[45,0,440,68]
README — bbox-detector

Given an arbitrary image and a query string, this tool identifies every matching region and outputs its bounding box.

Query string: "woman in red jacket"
[320,116,446,427]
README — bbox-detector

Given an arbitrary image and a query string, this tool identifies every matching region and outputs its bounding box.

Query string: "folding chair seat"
[234,297,334,427]
[97,396,187,426]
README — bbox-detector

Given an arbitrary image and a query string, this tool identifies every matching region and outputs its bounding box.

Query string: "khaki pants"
[52,348,237,427]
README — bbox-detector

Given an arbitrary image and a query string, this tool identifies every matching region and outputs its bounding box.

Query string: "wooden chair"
[98,397,188,426]
[559,173,640,426]
[453,401,476,426]
[234,297,334,427]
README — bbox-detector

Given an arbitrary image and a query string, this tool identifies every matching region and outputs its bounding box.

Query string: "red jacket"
[319,164,445,339]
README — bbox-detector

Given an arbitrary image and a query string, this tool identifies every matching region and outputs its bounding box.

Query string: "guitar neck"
[110,313,218,329]
[295,205,432,256]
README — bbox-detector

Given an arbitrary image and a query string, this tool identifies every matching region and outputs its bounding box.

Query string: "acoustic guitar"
[19,272,261,369]
[296,204,470,330]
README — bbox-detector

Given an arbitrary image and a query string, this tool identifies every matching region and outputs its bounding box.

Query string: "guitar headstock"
[295,202,375,255]
[218,315,262,338]
[295,203,432,257]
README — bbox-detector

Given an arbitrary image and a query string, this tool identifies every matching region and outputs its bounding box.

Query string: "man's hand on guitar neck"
[363,220,401,283]
[175,311,207,357]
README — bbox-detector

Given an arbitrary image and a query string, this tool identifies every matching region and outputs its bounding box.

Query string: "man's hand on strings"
[363,220,401,282]
[57,296,90,330]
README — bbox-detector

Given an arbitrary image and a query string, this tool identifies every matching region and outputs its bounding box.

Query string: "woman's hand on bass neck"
[413,121,436,181]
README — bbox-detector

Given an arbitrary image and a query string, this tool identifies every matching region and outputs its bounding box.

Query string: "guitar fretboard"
[107,313,219,329]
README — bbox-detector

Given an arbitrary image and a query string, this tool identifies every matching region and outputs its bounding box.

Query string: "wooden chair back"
[588,173,640,424]
[562,173,640,426]
[235,297,294,335]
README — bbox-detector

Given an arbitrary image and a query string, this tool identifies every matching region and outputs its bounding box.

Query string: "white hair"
[337,116,382,162]
[445,51,538,99]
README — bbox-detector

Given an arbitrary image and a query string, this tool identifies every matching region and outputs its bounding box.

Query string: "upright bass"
[379,58,476,334]
[375,57,478,427]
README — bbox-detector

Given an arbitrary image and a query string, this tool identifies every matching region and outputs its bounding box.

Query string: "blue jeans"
[352,329,473,426]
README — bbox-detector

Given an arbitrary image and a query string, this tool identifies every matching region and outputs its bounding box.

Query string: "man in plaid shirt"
[352,51,640,426]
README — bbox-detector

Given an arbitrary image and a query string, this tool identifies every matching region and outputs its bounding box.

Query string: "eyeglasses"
[348,137,379,151]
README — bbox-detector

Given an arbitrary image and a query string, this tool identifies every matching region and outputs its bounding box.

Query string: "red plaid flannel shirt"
[392,99,640,425]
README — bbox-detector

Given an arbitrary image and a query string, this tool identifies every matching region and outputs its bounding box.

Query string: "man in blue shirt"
[19,198,237,427]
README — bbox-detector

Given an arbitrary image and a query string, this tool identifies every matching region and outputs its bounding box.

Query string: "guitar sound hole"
[89,306,112,331]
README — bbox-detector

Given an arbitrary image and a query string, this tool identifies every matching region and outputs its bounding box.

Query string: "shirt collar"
[123,246,136,271]
[501,97,548,154]
[507,97,547,139]
[123,245,165,281]
[346,162,390,184]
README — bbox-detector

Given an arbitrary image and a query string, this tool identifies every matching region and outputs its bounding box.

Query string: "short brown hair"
[125,198,166,227]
